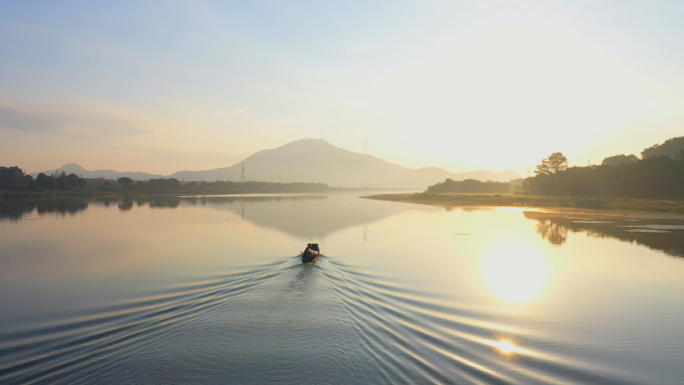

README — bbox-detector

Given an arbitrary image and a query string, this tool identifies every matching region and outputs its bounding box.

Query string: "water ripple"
[0,259,289,385]
[323,256,636,385]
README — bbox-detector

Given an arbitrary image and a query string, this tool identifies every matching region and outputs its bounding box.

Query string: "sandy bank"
[363,193,684,219]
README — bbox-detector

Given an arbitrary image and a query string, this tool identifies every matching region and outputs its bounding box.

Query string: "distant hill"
[29,140,520,188]
[642,136,684,159]
[169,139,520,188]
[29,163,163,180]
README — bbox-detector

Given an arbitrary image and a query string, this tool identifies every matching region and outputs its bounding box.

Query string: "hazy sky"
[1,1,683,176]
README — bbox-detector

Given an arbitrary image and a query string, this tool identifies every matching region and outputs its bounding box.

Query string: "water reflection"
[1,196,683,384]
[533,218,568,245]
[0,195,190,221]
[1,195,411,240]
[483,246,548,303]
[0,197,89,220]
[194,195,410,238]
[524,211,684,258]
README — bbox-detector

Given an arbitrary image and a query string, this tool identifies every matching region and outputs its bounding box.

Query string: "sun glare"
[483,246,548,303]
[496,340,516,354]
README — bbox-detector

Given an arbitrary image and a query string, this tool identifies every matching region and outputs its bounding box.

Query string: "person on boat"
[304,243,311,256]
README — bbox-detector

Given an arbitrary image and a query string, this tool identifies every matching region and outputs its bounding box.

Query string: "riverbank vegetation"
[425,178,520,194]
[1,166,339,198]
[0,167,89,192]
[523,144,684,199]
[369,136,684,214]
[365,193,684,214]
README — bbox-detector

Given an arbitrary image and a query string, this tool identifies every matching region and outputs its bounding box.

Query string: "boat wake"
[0,259,289,385]
[0,254,639,384]
[322,255,637,385]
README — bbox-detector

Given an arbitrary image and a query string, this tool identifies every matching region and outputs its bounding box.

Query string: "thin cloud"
[0,101,149,138]
[227,107,249,115]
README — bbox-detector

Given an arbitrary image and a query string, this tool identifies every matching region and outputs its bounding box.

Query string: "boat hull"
[301,250,320,263]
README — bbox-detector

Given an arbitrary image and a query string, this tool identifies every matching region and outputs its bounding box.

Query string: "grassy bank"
[364,193,684,214]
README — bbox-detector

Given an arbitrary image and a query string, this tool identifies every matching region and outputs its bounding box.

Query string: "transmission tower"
[240,163,245,184]
[527,166,530,177]
[588,157,590,166]
[363,138,368,154]
[321,131,325,141]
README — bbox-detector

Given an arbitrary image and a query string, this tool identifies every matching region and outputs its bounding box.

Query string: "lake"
[1,194,683,384]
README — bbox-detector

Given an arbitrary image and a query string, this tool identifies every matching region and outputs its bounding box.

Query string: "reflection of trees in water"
[119,197,133,211]
[148,195,182,208]
[1,194,404,240]
[0,194,328,221]
[0,195,184,220]
[523,211,684,258]
[0,197,90,220]
[534,219,568,245]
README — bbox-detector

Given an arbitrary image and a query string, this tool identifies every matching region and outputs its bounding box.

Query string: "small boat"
[302,243,320,263]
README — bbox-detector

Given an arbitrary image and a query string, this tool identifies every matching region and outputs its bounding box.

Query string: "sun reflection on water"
[496,340,518,354]
[483,246,548,303]
[486,338,528,357]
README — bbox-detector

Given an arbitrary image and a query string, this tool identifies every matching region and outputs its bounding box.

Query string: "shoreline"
[0,189,389,200]
[363,193,684,218]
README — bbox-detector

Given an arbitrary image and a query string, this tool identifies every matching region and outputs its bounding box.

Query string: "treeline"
[1,166,335,194]
[523,137,684,199]
[115,177,334,194]
[423,136,684,200]
[426,178,516,194]
[0,167,88,191]
[523,155,684,198]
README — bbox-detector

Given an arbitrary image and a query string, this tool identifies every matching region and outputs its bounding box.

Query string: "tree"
[55,173,69,190]
[676,148,684,163]
[67,173,81,189]
[118,177,133,189]
[0,166,25,190]
[36,173,56,190]
[535,159,552,175]
[547,152,568,173]
[23,175,38,191]
[535,152,568,175]
[602,154,638,166]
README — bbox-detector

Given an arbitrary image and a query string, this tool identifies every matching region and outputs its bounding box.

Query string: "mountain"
[29,163,163,180]
[169,139,520,188]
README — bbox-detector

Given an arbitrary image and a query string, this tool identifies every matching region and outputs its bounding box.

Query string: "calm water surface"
[1,194,683,384]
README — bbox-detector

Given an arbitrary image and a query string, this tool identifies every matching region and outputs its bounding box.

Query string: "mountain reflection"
[190,195,410,239]
[523,211,684,258]
[1,195,411,239]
